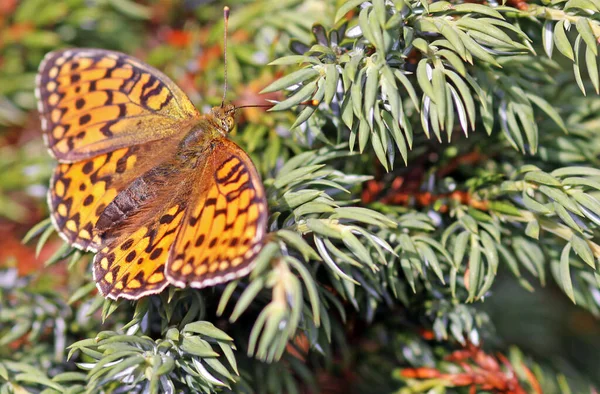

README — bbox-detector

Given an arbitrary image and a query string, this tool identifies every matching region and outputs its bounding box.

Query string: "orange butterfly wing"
[37,48,196,251]
[48,137,180,251]
[35,48,199,162]
[166,138,268,289]
[92,177,190,299]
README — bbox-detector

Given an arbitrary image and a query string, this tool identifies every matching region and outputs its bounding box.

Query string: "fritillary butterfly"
[34,48,268,300]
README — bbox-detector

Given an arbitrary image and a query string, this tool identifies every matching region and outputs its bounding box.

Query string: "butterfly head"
[209,103,236,134]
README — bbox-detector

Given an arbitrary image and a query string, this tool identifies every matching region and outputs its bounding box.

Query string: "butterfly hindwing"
[93,201,188,300]
[166,138,268,288]
[48,137,181,251]
[91,162,194,299]
[36,48,199,162]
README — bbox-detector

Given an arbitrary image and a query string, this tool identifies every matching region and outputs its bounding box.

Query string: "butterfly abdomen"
[96,177,155,234]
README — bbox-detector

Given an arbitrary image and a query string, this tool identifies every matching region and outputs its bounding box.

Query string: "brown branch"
[362,179,489,213]
[399,343,541,394]
[362,150,491,211]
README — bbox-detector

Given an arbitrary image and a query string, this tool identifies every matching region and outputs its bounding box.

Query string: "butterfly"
[35,48,268,300]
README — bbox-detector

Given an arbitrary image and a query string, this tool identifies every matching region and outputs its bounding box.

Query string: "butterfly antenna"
[234,100,319,111]
[221,6,230,107]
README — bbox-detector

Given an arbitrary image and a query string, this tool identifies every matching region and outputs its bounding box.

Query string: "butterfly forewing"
[36,48,200,162]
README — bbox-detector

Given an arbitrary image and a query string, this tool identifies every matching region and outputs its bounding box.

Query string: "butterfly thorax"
[176,104,236,158]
